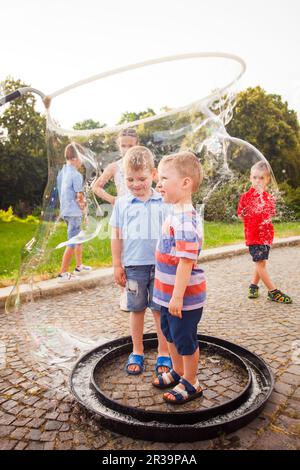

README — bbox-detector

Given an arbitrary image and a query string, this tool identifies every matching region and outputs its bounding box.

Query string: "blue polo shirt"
[109,190,170,266]
[57,164,83,218]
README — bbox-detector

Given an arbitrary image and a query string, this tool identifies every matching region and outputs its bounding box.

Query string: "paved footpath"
[0,246,299,450]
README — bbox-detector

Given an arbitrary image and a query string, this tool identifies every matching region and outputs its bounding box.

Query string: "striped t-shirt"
[153,206,206,311]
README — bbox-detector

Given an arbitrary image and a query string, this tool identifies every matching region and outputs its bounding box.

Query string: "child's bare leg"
[164,348,200,401]
[255,260,276,291]
[75,244,82,267]
[183,347,199,384]
[128,311,145,373]
[152,341,182,386]
[60,246,75,274]
[251,263,260,285]
[152,310,170,373]
[167,342,184,376]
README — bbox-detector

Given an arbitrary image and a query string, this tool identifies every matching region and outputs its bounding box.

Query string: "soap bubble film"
[5,54,282,387]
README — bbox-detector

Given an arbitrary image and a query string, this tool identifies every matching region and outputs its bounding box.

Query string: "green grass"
[0,220,299,286]
[203,221,300,248]
[0,220,112,286]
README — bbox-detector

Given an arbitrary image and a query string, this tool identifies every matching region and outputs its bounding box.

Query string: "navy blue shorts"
[124,265,161,312]
[160,306,203,356]
[249,244,270,262]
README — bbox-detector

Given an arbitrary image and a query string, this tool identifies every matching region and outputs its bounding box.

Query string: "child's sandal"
[155,356,172,376]
[163,377,203,405]
[125,353,144,375]
[268,289,292,304]
[152,369,181,389]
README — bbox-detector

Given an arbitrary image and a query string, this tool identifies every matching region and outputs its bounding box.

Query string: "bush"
[0,206,14,222]
[193,176,250,222]
[0,206,39,224]
[193,176,300,223]
[0,152,47,216]
[278,182,300,220]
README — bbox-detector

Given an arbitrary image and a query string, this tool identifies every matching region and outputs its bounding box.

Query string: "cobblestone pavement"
[0,246,299,450]
[96,348,249,413]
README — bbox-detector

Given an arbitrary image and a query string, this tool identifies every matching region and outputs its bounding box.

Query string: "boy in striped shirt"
[153,152,206,404]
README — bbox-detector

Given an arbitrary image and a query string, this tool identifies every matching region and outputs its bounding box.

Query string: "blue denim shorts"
[64,216,82,248]
[124,265,161,313]
[249,244,270,262]
[161,306,203,356]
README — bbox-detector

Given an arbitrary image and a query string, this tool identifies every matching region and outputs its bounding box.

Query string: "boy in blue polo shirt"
[57,142,91,282]
[109,146,171,376]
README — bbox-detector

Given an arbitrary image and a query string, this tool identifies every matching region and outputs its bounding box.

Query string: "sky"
[1,0,300,129]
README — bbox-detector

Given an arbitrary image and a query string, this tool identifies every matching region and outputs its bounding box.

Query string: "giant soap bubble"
[3,53,280,387]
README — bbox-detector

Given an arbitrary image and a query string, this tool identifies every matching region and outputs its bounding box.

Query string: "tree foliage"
[0,77,47,214]
[227,86,300,187]
[0,77,47,157]
[118,108,156,124]
[1,79,299,218]
[73,119,106,130]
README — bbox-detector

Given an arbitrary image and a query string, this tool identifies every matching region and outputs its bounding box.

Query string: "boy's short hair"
[123,145,155,172]
[65,142,84,161]
[159,151,203,191]
[118,128,138,139]
[251,161,271,176]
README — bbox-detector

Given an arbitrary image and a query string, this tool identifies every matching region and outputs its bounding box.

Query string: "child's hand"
[76,193,86,210]
[114,266,126,287]
[169,295,183,318]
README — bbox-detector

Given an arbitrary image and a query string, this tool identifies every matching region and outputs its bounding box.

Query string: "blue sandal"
[152,369,181,389]
[125,353,144,375]
[155,356,172,376]
[163,377,203,404]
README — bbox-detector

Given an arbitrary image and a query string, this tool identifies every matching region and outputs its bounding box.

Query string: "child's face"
[250,169,270,192]
[69,157,82,170]
[125,167,153,199]
[118,136,138,157]
[157,163,187,203]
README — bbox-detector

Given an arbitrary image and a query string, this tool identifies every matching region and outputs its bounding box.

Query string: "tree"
[0,152,47,213]
[73,119,106,130]
[118,108,156,124]
[227,86,300,187]
[0,77,47,213]
[0,77,47,158]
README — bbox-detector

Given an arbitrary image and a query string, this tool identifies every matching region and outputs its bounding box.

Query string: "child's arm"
[76,192,86,210]
[169,258,194,318]
[111,226,126,287]
[237,194,246,221]
[92,163,117,205]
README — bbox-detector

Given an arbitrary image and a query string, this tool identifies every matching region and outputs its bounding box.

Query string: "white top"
[114,159,129,197]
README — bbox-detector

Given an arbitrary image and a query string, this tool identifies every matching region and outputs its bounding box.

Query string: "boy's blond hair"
[159,151,203,191]
[251,161,271,176]
[123,145,155,173]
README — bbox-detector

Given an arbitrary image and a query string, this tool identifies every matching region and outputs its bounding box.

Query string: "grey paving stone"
[0,245,299,450]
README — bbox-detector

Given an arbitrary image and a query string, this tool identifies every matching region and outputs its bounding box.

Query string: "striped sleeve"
[174,220,200,261]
